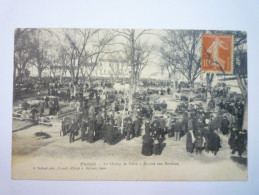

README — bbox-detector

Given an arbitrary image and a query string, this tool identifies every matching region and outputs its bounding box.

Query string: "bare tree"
[48,54,59,78]
[61,29,98,85]
[80,31,115,85]
[113,29,153,92]
[233,31,247,130]
[233,31,247,99]
[106,53,129,83]
[57,47,69,83]
[160,30,204,87]
[13,29,35,90]
[29,30,52,80]
[204,30,247,129]
[59,29,114,87]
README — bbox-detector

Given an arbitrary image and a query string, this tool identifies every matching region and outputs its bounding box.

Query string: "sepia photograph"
[11,28,247,181]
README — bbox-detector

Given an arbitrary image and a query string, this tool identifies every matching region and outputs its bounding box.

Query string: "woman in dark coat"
[228,128,236,149]
[153,138,160,155]
[142,128,154,156]
[211,112,222,133]
[221,116,230,135]
[152,121,162,155]
[231,130,247,157]
[206,129,221,155]
[103,120,115,144]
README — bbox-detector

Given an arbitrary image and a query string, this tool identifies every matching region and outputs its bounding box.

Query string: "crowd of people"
[15,78,247,158]
[20,96,60,120]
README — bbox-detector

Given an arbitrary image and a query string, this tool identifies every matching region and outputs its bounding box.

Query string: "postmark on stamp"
[202,34,233,74]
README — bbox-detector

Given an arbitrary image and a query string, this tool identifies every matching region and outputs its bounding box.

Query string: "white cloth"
[189,131,195,144]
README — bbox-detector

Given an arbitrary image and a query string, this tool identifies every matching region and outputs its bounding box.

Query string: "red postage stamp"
[202,34,233,74]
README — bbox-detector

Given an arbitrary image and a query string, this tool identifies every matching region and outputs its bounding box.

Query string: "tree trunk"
[206,73,214,102]
[242,97,248,130]
[13,62,18,99]
[189,80,194,88]
[60,68,63,83]
[73,84,77,97]
[38,69,42,81]
[236,75,248,130]
[13,62,17,81]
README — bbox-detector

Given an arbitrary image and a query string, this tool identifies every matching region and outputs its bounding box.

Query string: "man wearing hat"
[80,118,88,141]
[126,117,133,140]
[133,116,141,138]
[221,115,230,135]
[168,117,175,138]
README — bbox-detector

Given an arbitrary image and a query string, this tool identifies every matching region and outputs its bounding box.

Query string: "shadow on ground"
[35,132,52,139]
[231,156,247,167]
[13,122,38,133]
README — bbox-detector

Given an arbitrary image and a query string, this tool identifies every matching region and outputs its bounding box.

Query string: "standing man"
[126,118,133,140]
[159,116,166,139]
[168,118,175,138]
[96,112,104,141]
[69,118,79,143]
[81,119,88,141]
[133,116,141,137]
[167,87,171,95]
[87,118,96,143]
[174,120,181,141]
[104,119,115,145]
[39,101,44,117]
[221,115,230,135]
[148,105,153,120]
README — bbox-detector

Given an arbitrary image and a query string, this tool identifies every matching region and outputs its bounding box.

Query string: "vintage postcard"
[12,28,247,180]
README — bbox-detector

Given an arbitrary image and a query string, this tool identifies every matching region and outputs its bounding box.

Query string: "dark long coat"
[142,134,153,156]
[207,131,221,152]
[87,119,96,143]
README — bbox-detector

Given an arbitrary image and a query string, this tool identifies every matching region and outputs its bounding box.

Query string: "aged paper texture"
[12,28,247,180]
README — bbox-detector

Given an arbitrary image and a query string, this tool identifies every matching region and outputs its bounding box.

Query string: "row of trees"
[14,28,247,106]
[14,29,155,93]
[160,30,203,88]
[14,28,247,129]
[159,30,247,129]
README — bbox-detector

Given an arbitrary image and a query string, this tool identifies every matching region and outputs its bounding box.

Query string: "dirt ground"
[11,88,247,180]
